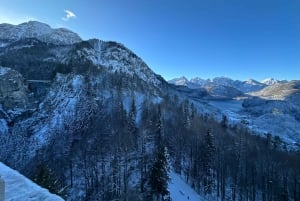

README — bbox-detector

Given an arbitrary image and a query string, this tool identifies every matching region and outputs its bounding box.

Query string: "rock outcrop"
[0,67,29,110]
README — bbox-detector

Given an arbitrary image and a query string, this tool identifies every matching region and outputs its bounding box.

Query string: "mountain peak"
[169,76,266,93]
[261,78,282,85]
[168,76,189,86]
[244,78,262,85]
[20,20,51,28]
[0,21,81,45]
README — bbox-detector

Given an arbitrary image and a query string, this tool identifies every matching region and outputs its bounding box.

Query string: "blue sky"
[1,0,299,81]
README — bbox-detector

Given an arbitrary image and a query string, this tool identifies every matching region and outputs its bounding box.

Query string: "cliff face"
[0,67,29,110]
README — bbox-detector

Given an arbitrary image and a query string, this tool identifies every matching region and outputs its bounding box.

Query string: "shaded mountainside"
[0,22,299,201]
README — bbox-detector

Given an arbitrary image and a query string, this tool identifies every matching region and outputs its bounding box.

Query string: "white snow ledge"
[0,162,64,201]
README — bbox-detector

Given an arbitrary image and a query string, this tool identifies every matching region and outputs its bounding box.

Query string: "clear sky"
[1,0,299,81]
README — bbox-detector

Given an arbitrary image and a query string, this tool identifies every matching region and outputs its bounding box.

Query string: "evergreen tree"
[202,129,215,194]
[155,105,163,149]
[221,115,228,129]
[34,164,59,194]
[128,99,137,133]
[150,147,171,201]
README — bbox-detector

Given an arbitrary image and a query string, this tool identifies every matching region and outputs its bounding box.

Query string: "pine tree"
[154,105,163,150]
[221,115,228,129]
[150,146,171,201]
[34,164,58,194]
[128,99,137,133]
[202,129,215,194]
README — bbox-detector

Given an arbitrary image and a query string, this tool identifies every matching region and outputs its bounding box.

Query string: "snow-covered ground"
[209,100,248,124]
[169,171,204,201]
[208,99,300,149]
[0,162,64,201]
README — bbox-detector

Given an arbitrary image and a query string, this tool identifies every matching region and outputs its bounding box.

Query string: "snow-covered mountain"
[251,80,300,100]
[0,21,299,201]
[169,76,300,148]
[0,162,64,201]
[169,76,267,100]
[0,21,81,45]
[261,77,287,85]
[0,21,186,201]
[168,76,189,86]
[169,76,266,94]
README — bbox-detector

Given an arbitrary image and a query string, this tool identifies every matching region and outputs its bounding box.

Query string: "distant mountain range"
[0,21,299,201]
[169,76,300,148]
[169,76,287,93]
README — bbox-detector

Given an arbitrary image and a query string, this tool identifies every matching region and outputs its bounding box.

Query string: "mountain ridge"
[169,76,266,93]
[0,21,299,201]
[0,21,82,45]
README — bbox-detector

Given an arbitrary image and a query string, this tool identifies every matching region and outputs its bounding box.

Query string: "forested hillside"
[0,22,299,201]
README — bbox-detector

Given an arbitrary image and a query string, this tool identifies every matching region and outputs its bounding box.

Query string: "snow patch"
[72,75,84,90]
[169,171,204,201]
[0,21,81,45]
[0,67,9,76]
[0,162,64,201]
[0,119,8,134]
[0,42,8,47]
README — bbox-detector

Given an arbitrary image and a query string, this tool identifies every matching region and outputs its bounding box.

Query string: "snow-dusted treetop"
[0,21,82,45]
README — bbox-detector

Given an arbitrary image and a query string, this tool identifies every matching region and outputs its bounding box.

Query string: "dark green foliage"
[202,129,215,194]
[150,147,171,201]
[0,38,299,201]
[34,164,59,195]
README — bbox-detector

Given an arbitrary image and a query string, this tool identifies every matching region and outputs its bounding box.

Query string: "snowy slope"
[0,21,81,45]
[251,80,300,100]
[261,78,287,85]
[169,171,204,201]
[0,162,64,201]
[169,76,190,86]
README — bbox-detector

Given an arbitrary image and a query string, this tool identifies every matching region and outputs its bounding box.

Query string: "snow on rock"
[0,119,8,134]
[85,40,163,86]
[0,42,8,48]
[261,78,287,85]
[0,162,64,201]
[169,76,266,93]
[0,21,81,45]
[169,76,190,86]
[0,67,9,76]
[251,80,300,100]
[32,74,85,147]
[169,171,204,201]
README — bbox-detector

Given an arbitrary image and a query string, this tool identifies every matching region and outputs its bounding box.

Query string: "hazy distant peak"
[190,77,210,85]
[261,78,287,85]
[168,76,189,86]
[244,79,262,85]
[169,76,266,93]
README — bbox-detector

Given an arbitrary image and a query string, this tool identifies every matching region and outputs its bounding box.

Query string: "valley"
[0,21,299,201]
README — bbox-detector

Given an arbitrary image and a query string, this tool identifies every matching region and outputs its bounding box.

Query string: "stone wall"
[0,176,4,201]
